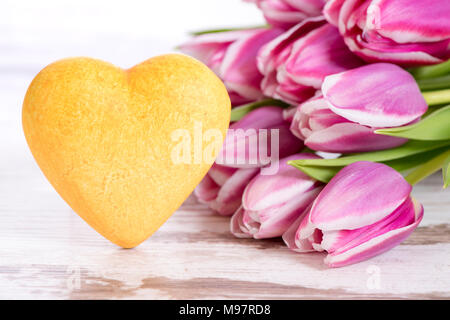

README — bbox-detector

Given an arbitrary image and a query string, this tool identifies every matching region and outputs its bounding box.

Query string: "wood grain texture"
[0,0,449,300]
[0,173,449,299]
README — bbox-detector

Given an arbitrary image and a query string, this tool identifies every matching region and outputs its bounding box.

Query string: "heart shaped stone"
[22,54,230,248]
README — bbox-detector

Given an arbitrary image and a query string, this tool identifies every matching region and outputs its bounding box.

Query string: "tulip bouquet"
[180,0,450,267]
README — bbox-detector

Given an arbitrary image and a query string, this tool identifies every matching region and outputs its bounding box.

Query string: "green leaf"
[417,74,450,91]
[289,146,450,183]
[375,105,450,140]
[443,154,450,188]
[190,25,269,36]
[289,140,450,168]
[410,59,450,80]
[422,89,450,106]
[405,149,450,185]
[230,99,290,122]
[288,163,341,183]
[385,147,449,172]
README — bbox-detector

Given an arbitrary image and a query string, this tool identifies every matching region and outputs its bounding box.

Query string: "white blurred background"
[0,0,263,178]
[0,0,263,70]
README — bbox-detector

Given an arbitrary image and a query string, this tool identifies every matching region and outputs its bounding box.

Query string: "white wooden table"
[1,0,449,299]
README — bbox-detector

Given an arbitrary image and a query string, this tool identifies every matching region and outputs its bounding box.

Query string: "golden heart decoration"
[22,54,231,248]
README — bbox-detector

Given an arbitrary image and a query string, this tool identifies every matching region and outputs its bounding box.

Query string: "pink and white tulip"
[283,161,424,267]
[217,106,304,168]
[290,63,428,153]
[231,153,323,239]
[180,28,283,105]
[324,0,450,66]
[257,17,364,104]
[195,164,260,216]
[244,0,325,29]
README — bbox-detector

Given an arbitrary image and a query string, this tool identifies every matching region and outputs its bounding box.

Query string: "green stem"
[422,89,450,106]
[230,99,290,122]
[190,25,269,36]
[411,59,450,80]
[417,74,450,91]
[405,149,450,185]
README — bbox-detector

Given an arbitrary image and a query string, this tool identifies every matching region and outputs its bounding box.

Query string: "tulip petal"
[179,30,257,73]
[310,161,412,231]
[323,0,345,26]
[371,0,450,43]
[243,153,320,211]
[213,167,260,216]
[194,174,219,203]
[208,164,238,186]
[305,122,407,153]
[259,0,310,29]
[324,198,424,267]
[219,107,304,168]
[285,0,325,15]
[284,24,363,88]
[257,16,327,76]
[322,63,428,128]
[321,196,416,253]
[251,187,322,239]
[327,0,450,65]
[274,70,317,104]
[221,28,284,100]
[230,206,253,238]
[282,204,318,252]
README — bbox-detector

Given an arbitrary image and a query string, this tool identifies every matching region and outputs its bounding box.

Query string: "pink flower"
[195,164,260,216]
[324,0,450,66]
[257,17,364,104]
[290,63,428,153]
[180,28,283,105]
[231,153,323,239]
[244,0,325,29]
[196,106,303,215]
[217,106,304,168]
[283,161,424,267]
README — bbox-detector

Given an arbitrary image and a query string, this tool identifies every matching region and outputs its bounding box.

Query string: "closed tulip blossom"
[195,164,260,216]
[257,17,364,104]
[180,28,283,105]
[244,0,325,29]
[283,161,424,268]
[217,106,304,171]
[290,63,428,153]
[196,106,303,215]
[324,0,450,65]
[231,153,323,239]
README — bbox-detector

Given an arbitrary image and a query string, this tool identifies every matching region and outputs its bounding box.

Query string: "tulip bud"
[180,28,283,105]
[244,0,325,30]
[324,0,450,66]
[283,161,424,267]
[257,17,363,104]
[195,164,259,216]
[217,106,304,168]
[231,153,323,239]
[290,63,428,153]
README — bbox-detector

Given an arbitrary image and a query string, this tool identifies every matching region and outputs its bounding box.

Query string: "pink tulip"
[257,17,364,104]
[283,161,424,268]
[244,0,325,29]
[324,0,450,66]
[180,28,283,105]
[231,153,323,239]
[290,63,428,153]
[195,164,260,216]
[217,106,304,168]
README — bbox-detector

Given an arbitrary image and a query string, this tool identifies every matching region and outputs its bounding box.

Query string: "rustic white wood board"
[0,0,449,299]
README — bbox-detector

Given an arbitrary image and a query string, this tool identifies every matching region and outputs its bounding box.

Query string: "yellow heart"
[22,54,231,248]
